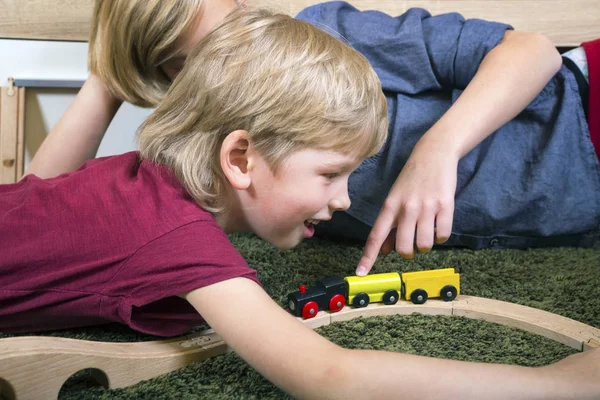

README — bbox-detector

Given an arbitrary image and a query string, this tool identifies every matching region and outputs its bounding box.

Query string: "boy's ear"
[220,130,252,190]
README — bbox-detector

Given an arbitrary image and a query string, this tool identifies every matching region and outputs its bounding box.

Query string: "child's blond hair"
[88,0,203,107]
[138,8,388,214]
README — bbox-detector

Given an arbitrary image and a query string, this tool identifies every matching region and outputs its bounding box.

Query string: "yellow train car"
[402,268,460,304]
[344,272,401,308]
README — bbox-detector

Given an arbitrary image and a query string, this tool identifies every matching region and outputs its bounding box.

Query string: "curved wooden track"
[1,295,599,400]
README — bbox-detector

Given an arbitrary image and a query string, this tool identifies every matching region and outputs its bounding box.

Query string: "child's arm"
[24,74,122,179]
[357,30,563,274]
[183,277,600,399]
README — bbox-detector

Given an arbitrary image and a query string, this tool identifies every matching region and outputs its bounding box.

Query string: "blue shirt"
[299,2,600,249]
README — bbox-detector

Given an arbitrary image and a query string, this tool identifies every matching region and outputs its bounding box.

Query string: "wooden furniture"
[0,79,24,183]
[0,0,597,46]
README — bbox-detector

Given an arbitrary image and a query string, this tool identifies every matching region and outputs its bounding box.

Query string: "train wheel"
[410,289,428,304]
[353,292,370,308]
[329,294,346,313]
[383,290,399,305]
[302,301,319,319]
[440,285,458,301]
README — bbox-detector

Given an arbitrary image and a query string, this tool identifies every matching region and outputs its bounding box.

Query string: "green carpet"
[2,233,599,399]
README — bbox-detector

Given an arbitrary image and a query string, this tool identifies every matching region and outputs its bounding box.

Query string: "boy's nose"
[329,190,351,212]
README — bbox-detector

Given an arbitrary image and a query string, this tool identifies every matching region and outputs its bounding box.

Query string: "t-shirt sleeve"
[296,1,513,92]
[104,220,260,336]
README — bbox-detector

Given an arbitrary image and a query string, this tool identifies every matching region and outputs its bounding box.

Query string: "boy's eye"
[324,173,340,180]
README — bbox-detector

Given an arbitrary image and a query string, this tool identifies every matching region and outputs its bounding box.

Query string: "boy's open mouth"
[303,219,319,238]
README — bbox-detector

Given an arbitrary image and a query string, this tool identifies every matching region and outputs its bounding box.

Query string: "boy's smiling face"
[219,133,363,250]
[243,148,361,249]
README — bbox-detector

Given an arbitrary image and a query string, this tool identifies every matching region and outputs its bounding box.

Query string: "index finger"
[356,209,396,276]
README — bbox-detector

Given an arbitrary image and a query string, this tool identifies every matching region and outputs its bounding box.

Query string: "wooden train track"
[1,295,599,400]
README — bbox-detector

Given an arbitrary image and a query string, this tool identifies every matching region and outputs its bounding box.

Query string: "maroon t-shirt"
[0,152,259,336]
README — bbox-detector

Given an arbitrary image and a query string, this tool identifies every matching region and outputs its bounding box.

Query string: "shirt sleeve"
[104,220,260,336]
[296,1,513,92]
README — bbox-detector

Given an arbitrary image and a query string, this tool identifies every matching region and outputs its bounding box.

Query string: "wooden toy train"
[287,268,460,319]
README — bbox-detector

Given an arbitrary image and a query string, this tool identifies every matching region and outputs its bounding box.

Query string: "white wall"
[0,39,153,169]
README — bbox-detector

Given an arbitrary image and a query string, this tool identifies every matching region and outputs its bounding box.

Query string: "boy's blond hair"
[138,8,388,214]
[88,0,202,107]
